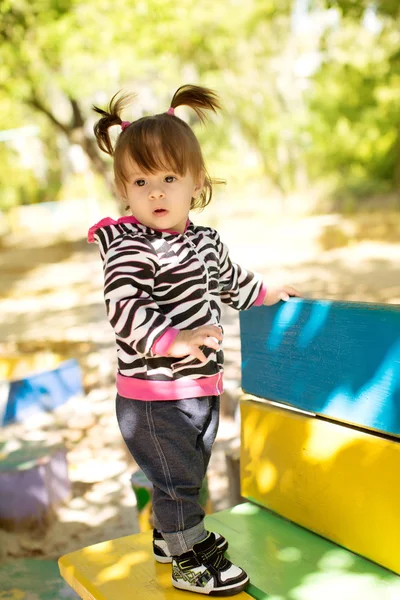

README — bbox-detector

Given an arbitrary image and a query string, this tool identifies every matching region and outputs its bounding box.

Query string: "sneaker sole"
[154,538,229,564]
[153,553,172,564]
[172,576,249,596]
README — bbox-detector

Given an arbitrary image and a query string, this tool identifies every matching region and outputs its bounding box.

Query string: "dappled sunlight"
[297,301,332,348]
[267,300,303,351]
[96,550,149,583]
[241,398,400,575]
[267,298,334,351]
[58,531,191,598]
[291,570,400,600]
[318,549,356,571]
[231,502,260,516]
[242,298,400,437]
[83,539,115,554]
[1,1,399,596]
[211,500,399,599]
[304,416,364,462]
[257,461,278,494]
[324,339,400,431]
[276,546,302,563]
[242,409,268,458]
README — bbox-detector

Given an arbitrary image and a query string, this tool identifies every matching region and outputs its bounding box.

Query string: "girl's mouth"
[153,209,168,216]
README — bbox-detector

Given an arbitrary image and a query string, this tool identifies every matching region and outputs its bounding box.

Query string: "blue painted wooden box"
[0,358,83,426]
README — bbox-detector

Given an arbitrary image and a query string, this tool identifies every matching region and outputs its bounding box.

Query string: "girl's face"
[121,159,203,234]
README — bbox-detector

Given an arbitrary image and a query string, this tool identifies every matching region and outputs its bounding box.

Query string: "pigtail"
[93,92,136,155]
[170,85,221,123]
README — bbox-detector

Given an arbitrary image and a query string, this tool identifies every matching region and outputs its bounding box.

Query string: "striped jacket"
[89,216,266,401]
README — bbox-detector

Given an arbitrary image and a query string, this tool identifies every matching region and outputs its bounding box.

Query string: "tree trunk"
[28,92,117,199]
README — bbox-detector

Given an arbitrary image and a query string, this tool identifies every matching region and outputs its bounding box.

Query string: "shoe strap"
[174,554,202,569]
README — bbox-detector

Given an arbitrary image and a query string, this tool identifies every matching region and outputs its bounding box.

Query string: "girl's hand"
[263,285,301,306]
[167,326,223,363]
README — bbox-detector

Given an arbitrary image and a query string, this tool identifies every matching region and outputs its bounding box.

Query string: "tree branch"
[26,90,70,136]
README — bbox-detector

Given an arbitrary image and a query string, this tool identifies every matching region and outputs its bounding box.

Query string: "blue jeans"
[116,394,220,556]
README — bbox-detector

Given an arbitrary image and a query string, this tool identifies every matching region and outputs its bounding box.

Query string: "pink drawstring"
[167,107,175,115]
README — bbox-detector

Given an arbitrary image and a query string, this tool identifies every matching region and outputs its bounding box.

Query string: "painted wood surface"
[0,558,79,600]
[240,299,400,436]
[0,440,70,529]
[240,398,400,575]
[58,508,400,600]
[1,358,83,426]
[58,528,252,600]
[207,504,400,600]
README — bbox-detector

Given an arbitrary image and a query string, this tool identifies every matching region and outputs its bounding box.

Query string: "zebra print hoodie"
[88,216,266,401]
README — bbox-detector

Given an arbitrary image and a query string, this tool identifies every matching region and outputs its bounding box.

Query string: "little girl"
[90,84,299,596]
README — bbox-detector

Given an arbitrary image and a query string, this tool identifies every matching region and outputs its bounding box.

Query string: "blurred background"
[0,0,399,593]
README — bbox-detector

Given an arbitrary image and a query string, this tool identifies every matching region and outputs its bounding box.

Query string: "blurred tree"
[306,0,400,203]
[0,0,306,209]
[2,0,398,212]
[326,0,400,19]
[0,0,118,197]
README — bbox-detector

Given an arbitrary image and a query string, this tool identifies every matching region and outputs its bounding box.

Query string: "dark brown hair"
[92,84,223,209]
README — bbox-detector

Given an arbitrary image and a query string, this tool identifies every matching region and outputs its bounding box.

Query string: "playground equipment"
[0,354,83,426]
[58,299,400,599]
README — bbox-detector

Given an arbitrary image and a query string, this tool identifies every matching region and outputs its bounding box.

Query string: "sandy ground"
[0,212,399,562]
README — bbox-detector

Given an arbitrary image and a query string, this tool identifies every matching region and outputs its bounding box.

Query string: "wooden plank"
[0,440,70,530]
[2,358,83,426]
[207,504,400,600]
[58,529,252,600]
[240,299,400,436]
[0,558,79,600]
[240,398,400,575]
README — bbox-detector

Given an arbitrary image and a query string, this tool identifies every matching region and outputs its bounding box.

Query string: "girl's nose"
[149,186,165,199]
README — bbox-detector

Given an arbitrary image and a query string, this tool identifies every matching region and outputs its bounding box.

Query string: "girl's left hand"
[263,285,301,306]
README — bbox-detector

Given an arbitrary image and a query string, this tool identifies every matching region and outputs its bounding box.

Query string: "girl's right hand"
[167,326,223,363]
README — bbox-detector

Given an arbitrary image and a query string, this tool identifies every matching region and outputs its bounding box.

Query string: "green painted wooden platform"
[0,558,79,600]
[207,503,400,600]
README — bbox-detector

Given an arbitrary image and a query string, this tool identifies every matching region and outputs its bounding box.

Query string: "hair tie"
[166,107,175,115]
[121,121,131,131]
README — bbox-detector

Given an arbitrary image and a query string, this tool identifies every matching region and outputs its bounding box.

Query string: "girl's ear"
[115,179,129,211]
[193,170,205,198]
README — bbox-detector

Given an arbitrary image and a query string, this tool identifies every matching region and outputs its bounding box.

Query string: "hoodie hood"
[87,215,192,258]
[87,216,141,243]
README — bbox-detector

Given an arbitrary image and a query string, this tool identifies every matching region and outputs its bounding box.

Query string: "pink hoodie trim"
[87,216,191,242]
[253,283,267,306]
[152,328,180,356]
[116,372,224,401]
[87,216,140,242]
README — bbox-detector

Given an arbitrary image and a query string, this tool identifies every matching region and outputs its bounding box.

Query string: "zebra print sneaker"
[153,529,229,564]
[171,532,249,596]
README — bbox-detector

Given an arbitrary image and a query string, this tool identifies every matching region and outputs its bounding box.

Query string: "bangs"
[115,115,203,184]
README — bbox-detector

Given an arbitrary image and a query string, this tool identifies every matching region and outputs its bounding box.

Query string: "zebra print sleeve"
[214,231,265,310]
[103,235,173,357]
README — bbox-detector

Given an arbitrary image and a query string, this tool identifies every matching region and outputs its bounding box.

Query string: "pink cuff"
[253,283,267,306]
[152,328,180,356]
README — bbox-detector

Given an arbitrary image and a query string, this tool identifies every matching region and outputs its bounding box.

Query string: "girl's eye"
[134,179,146,187]
[164,176,176,183]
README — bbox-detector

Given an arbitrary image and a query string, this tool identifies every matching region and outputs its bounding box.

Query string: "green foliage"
[305,5,400,202]
[325,0,400,19]
[0,0,399,213]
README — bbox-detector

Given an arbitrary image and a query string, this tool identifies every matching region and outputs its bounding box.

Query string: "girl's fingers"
[190,336,220,351]
[286,286,301,297]
[203,336,221,351]
[196,325,223,340]
[191,346,207,362]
